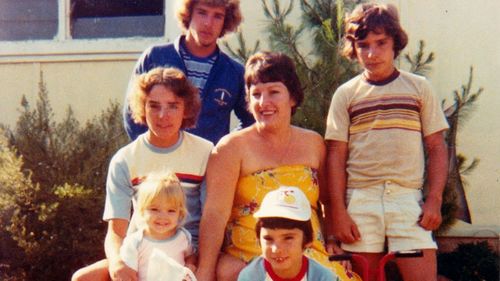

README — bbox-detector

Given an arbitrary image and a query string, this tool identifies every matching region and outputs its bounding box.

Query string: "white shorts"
[341,181,437,253]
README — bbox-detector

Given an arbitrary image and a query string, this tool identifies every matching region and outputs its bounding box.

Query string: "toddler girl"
[120,171,196,281]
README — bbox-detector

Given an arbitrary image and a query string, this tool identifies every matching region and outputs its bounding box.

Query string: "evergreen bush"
[0,72,128,280]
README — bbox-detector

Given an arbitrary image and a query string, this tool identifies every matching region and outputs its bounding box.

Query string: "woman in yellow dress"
[196,52,359,281]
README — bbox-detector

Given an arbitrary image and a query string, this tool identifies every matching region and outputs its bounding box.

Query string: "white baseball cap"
[254,186,311,221]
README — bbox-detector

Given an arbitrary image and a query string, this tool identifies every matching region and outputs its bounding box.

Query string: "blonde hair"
[137,171,188,225]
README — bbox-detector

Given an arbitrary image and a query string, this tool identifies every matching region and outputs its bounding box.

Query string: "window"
[70,0,164,39]
[0,0,58,41]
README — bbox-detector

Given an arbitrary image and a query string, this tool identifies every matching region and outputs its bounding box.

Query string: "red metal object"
[329,250,423,281]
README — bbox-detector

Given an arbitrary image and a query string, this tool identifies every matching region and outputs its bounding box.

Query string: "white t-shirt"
[120,227,194,281]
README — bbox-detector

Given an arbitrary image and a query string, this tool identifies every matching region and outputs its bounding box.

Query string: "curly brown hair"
[244,51,304,115]
[128,67,200,129]
[341,3,408,60]
[177,0,242,37]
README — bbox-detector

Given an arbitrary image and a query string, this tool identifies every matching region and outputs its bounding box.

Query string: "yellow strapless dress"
[224,164,360,281]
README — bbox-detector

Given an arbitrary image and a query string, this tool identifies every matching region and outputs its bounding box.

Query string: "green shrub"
[0,72,128,280]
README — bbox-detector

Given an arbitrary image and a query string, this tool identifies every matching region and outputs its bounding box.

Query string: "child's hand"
[327,243,352,272]
[185,263,197,274]
[183,264,197,281]
[183,273,195,281]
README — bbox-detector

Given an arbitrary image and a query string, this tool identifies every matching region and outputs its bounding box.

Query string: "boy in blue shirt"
[238,186,339,281]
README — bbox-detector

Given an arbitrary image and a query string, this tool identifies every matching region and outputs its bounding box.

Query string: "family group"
[72,1,448,281]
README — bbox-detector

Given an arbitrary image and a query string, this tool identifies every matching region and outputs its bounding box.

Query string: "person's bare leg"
[216,253,247,281]
[397,249,437,281]
[350,252,384,281]
[71,259,110,281]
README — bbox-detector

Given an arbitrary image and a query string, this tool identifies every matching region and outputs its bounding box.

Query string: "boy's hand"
[185,263,197,274]
[327,242,352,271]
[419,195,442,230]
[109,259,137,281]
[333,210,361,243]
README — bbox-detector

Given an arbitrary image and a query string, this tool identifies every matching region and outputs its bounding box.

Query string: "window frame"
[0,0,180,63]
[69,0,166,39]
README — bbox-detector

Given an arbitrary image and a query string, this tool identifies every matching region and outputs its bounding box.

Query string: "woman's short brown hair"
[244,51,304,115]
[177,0,242,37]
[128,67,200,129]
[341,3,408,60]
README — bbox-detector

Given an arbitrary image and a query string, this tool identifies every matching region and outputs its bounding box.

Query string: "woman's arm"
[196,137,243,281]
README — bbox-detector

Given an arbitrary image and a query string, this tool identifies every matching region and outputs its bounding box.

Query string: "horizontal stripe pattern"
[349,95,422,135]
[131,173,204,187]
[175,172,204,185]
[180,45,216,91]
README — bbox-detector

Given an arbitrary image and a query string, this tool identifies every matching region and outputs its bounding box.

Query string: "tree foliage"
[404,40,435,76]
[439,67,482,232]
[0,131,31,281]
[0,71,128,280]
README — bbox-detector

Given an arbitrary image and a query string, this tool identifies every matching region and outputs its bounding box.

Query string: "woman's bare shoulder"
[292,126,324,144]
[214,126,254,153]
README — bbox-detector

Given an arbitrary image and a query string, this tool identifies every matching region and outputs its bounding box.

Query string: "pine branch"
[221,31,260,63]
[336,0,345,41]
[262,0,313,74]
[404,40,434,76]
[444,67,484,129]
[460,158,480,176]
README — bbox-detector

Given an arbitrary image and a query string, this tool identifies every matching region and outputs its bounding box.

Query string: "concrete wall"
[0,0,498,226]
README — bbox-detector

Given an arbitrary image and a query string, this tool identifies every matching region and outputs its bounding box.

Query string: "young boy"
[238,186,339,281]
[325,3,448,281]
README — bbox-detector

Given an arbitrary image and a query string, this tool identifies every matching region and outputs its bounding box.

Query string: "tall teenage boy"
[325,3,448,281]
